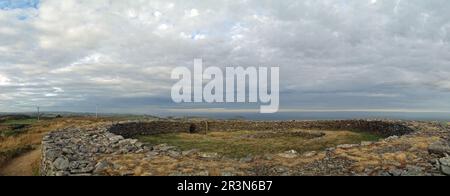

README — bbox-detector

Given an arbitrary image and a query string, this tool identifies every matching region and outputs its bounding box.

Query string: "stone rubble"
[41,126,148,176]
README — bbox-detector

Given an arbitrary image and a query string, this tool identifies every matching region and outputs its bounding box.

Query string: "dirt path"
[0,148,41,176]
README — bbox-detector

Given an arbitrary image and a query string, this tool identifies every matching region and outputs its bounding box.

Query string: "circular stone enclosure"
[41,120,415,176]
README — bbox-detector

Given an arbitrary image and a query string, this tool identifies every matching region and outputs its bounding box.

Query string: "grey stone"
[62,148,74,154]
[263,154,274,160]
[134,142,144,148]
[385,135,399,141]
[379,171,392,176]
[69,173,93,176]
[54,171,69,176]
[182,149,199,156]
[71,166,94,174]
[69,161,80,170]
[239,156,254,163]
[109,135,124,143]
[439,157,450,176]
[337,144,358,149]
[428,140,450,156]
[90,147,99,153]
[146,151,159,158]
[93,161,112,174]
[402,165,425,176]
[303,151,317,157]
[221,172,236,176]
[45,150,61,162]
[118,139,132,146]
[169,172,191,176]
[199,152,220,159]
[195,171,210,176]
[135,149,144,153]
[361,141,374,146]
[389,169,403,176]
[325,147,336,152]
[440,166,450,176]
[153,144,177,152]
[274,166,289,173]
[277,150,299,159]
[119,170,135,176]
[129,139,138,145]
[168,150,182,158]
[53,157,70,171]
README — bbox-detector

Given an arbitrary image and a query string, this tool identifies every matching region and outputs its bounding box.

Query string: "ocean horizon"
[162,111,450,121]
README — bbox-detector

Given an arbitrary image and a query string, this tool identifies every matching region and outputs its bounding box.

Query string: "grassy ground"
[1,119,39,125]
[0,117,40,166]
[0,118,39,137]
[138,130,382,158]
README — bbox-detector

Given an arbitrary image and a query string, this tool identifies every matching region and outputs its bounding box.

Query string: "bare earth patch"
[0,148,41,176]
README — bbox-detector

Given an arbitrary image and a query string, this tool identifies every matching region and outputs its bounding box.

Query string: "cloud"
[1,0,450,114]
[0,73,10,85]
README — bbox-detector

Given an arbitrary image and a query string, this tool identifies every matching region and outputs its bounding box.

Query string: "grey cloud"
[1,0,450,114]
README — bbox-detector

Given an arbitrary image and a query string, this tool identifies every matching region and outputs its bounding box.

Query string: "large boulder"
[428,140,450,156]
[439,157,450,176]
[53,157,70,171]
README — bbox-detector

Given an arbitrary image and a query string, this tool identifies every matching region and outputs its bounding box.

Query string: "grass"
[0,125,31,137]
[0,118,39,138]
[439,121,450,128]
[1,119,38,125]
[31,159,41,176]
[138,130,382,158]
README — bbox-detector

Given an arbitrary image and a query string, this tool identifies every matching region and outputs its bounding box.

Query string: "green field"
[0,118,38,138]
[1,119,38,125]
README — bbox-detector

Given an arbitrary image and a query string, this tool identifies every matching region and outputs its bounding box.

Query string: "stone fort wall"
[107,120,414,138]
[40,120,416,176]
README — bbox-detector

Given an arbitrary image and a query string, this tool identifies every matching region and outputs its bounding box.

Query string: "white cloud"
[157,23,171,30]
[193,33,205,40]
[186,9,199,17]
[153,11,162,18]
[0,74,11,86]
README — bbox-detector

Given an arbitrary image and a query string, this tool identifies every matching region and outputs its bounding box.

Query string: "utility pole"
[37,106,40,121]
[205,121,209,135]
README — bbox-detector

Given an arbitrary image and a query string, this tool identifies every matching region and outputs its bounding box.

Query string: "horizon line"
[3,108,450,115]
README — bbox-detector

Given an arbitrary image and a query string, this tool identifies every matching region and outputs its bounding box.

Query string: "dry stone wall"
[41,125,148,176]
[108,120,415,138]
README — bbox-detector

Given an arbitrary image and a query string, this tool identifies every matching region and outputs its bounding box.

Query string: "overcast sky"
[1,0,450,115]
